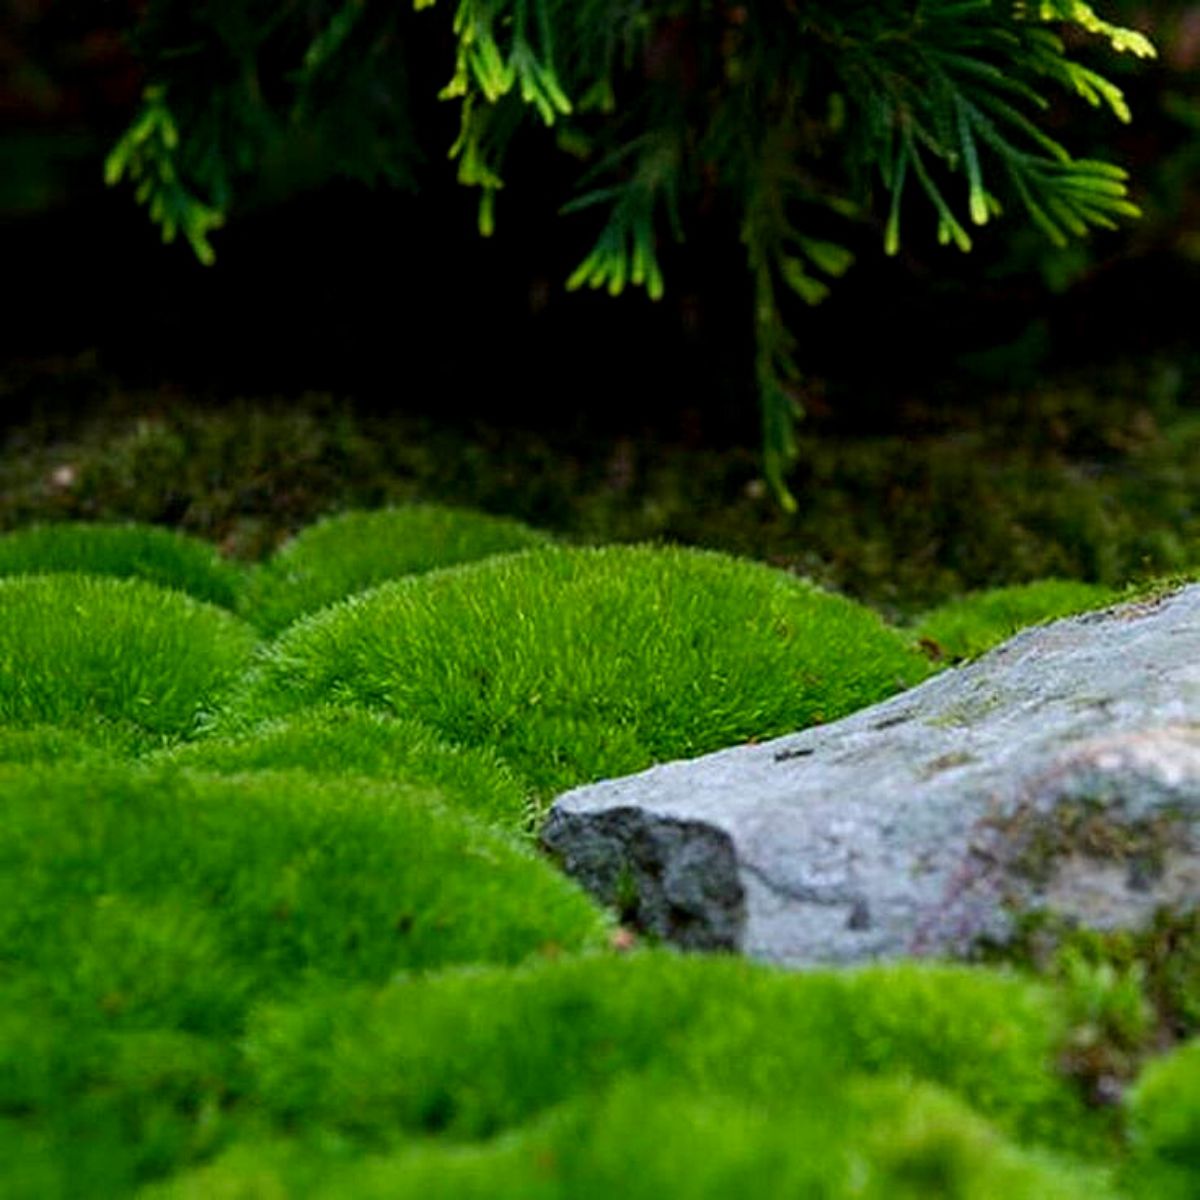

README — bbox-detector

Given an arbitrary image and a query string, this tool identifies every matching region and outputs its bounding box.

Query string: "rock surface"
[541,585,1200,966]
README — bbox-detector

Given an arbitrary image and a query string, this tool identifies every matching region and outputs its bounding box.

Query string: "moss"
[983,907,1200,1117]
[143,1077,1117,1200]
[224,544,933,810]
[0,520,244,608]
[239,505,553,634]
[1123,1037,1200,1198]
[912,579,1120,662]
[0,574,258,746]
[5,361,1200,617]
[151,707,531,831]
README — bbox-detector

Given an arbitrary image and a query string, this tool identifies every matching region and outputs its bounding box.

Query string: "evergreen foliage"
[106,1,1154,504]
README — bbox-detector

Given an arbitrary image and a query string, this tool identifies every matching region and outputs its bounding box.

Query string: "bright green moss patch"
[912,579,1119,662]
[240,505,552,633]
[0,722,129,764]
[245,951,1092,1151]
[146,1077,1115,1200]
[229,545,932,804]
[0,763,607,1195]
[153,707,530,830]
[0,521,242,608]
[1,765,607,1018]
[0,574,257,746]
[1123,1038,1200,1199]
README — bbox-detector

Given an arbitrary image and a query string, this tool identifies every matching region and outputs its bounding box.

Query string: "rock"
[541,585,1200,966]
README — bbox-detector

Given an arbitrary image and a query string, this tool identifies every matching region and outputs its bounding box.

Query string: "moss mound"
[240,505,552,633]
[1123,1037,1200,1199]
[0,762,608,1196]
[0,574,257,746]
[0,521,241,608]
[146,1077,1114,1200]
[912,579,1120,661]
[245,952,1088,1148]
[229,545,932,804]
[155,707,530,830]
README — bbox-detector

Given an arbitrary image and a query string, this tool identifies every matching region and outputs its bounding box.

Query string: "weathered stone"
[541,585,1200,966]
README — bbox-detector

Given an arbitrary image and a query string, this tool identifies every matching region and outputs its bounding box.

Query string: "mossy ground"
[1,365,1199,1196]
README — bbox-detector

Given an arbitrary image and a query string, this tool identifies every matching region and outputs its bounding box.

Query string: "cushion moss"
[227,544,933,806]
[0,521,242,608]
[244,951,1094,1151]
[1123,1037,1200,1199]
[0,574,258,746]
[240,504,552,634]
[912,579,1119,662]
[0,762,608,1195]
[152,707,530,831]
[144,1077,1116,1200]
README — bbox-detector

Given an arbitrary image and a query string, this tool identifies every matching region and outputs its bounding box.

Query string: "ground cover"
[239,505,551,634]
[0,521,242,608]
[0,510,1196,1197]
[152,707,530,829]
[0,573,257,753]
[227,543,934,806]
[911,579,1122,662]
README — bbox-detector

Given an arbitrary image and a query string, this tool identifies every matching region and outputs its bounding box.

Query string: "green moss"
[1123,1037,1200,1199]
[240,505,553,634]
[0,521,243,608]
[912,579,1120,662]
[225,544,933,808]
[0,574,258,746]
[151,707,530,831]
[144,1077,1115,1199]
[244,952,1093,1150]
[0,764,607,1021]
[0,762,609,1194]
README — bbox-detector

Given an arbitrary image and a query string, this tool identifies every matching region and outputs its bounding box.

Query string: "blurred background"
[2,1,1199,617]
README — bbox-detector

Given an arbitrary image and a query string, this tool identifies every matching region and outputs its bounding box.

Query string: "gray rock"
[541,585,1200,966]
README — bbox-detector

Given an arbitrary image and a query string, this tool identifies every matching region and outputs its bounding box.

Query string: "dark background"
[3,2,1200,443]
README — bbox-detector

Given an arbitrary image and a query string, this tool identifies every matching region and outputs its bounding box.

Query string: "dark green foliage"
[0,521,242,608]
[155,707,531,830]
[912,579,1120,661]
[6,374,1197,618]
[226,544,933,802]
[0,574,257,746]
[240,504,552,634]
[104,1,1155,502]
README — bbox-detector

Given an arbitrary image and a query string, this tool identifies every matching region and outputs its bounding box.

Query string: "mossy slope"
[0,521,242,608]
[913,579,1120,661]
[228,545,932,805]
[153,707,530,829]
[240,505,552,633]
[0,574,257,749]
[0,763,608,1196]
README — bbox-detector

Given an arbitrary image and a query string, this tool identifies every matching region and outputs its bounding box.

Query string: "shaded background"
[3,1,1200,615]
